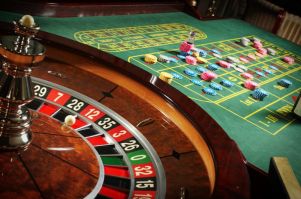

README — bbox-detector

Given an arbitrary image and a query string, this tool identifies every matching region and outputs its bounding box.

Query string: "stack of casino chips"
[216,60,231,69]
[207,63,219,71]
[241,72,254,79]
[220,79,234,87]
[239,56,249,63]
[267,48,276,56]
[253,41,262,49]
[159,72,173,84]
[170,72,183,80]
[184,68,197,77]
[158,54,171,63]
[209,82,223,91]
[263,69,273,75]
[191,79,203,86]
[237,64,247,71]
[244,80,259,90]
[247,53,257,60]
[198,49,207,57]
[179,41,194,56]
[201,71,218,81]
[186,56,197,65]
[240,37,250,47]
[233,65,244,73]
[226,56,240,64]
[257,48,267,56]
[196,66,207,73]
[269,65,278,71]
[196,56,208,64]
[252,88,268,101]
[202,87,217,96]
[283,56,294,64]
[144,54,157,64]
[278,79,292,88]
[211,49,221,55]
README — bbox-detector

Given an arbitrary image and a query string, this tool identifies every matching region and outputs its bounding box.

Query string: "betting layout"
[27,77,165,199]
[129,36,301,136]
[74,23,207,52]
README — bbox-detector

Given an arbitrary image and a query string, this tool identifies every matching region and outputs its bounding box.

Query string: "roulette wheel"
[0,15,249,199]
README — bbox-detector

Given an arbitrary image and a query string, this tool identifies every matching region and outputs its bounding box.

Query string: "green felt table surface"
[1,11,301,182]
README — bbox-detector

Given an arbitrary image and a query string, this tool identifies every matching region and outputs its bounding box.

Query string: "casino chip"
[159,72,173,84]
[247,54,256,60]
[239,57,249,63]
[244,80,259,90]
[255,52,264,58]
[278,79,292,88]
[207,63,219,71]
[252,88,268,101]
[211,49,221,55]
[177,54,186,60]
[201,71,218,81]
[170,72,183,79]
[263,69,273,74]
[180,51,190,56]
[199,49,207,57]
[283,56,294,64]
[269,65,278,70]
[196,66,207,73]
[212,53,222,58]
[202,87,217,96]
[209,82,223,91]
[255,71,265,77]
[217,60,231,69]
[240,37,250,47]
[191,79,203,86]
[251,37,261,42]
[241,72,254,79]
[144,54,157,64]
[158,54,171,63]
[237,64,247,71]
[196,56,208,64]
[184,68,197,77]
[220,79,234,87]
[226,56,240,63]
[186,56,197,65]
[267,48,276,56]
[169,57,178,63]
[233,66,244,73]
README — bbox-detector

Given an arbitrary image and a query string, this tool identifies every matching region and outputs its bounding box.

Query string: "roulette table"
[0,6,249,199]
[0,1,300,198]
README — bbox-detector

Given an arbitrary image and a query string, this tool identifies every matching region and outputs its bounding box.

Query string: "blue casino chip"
[209,82,223,90]
[180,51,190,56]
[202,87,217,96]
[278,79,292,88]
[184,68,197,77]
[199,49,207,57]
[170,72,183,79]
[207,63,219,71]
[263,69,273,74]
[255,71,265,77]
[211,49,221,55]
[177,54,186,60]
[269,65,278,70]
[220,79,234,87]
[169,57,178,63]
[191,79,203,86]
[196,66,207,73]
[252,88,268,101]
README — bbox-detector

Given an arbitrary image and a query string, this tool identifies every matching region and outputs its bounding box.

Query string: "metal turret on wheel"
[0,15,45,151]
